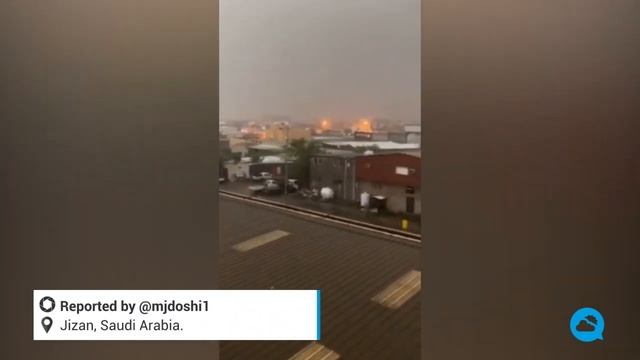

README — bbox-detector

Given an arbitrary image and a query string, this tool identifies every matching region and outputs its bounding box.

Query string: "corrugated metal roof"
[323,141,420,150]
[403,125,421,133]
[220,197,420,359]
[250,143,284,151]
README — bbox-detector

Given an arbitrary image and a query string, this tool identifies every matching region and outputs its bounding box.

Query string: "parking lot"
[219,180,421,235]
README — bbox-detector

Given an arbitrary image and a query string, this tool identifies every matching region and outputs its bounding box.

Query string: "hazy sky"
[220,0,420,124]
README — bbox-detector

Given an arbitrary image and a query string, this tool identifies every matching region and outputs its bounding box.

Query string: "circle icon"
[39,296,55,312]
[570,307,604,342]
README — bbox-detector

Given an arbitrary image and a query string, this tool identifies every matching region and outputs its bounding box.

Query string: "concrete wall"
[357,181,421,214]
[225,162,250,180]
[407,133,421,144]
[388,132,409,143]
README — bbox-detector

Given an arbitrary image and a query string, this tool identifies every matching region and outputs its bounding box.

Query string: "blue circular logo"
[570,307,604,342]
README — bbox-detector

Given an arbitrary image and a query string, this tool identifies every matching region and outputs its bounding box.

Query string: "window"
[395,166,409,175]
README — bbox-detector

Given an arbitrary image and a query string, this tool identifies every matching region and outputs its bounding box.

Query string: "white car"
[251,172,273,181]
[263,179,281,194]
[286,178,300,192]
[248,179,282,195]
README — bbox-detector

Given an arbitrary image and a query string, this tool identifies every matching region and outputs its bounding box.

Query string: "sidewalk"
[220,180,421,235]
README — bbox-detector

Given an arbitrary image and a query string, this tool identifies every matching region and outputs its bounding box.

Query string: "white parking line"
[288,342,340,360]
[372,270,421,309]
[232,230,290,252]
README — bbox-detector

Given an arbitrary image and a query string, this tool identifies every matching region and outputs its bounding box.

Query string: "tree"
[286,138,319,187]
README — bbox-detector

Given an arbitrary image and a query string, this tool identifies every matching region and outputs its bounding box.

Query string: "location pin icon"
[42,317,53,333]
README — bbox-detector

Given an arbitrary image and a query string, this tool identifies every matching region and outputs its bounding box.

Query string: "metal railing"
[219,190,422,245]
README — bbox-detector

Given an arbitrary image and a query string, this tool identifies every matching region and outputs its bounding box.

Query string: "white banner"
[33,290,320,341]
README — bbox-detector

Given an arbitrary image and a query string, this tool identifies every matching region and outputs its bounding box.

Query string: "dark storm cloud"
[220,0,420,123]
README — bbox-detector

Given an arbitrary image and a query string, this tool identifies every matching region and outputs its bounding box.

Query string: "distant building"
[219,136,231,154]
[404,124,421,145]
[229,136,251,156]
[247,143,285,159]
[386,132,407,143]
[320,140,419,153]
[265,122,312,144]
[225,161,251,181]
[354,131,390,141]
[406,133,421,144]
[312,135,349,142]
[219,123,239,137]
[356,153,420,214]
[353,131,373,141]
[368,125,420,144]
[316,129,347,137]
[309,153,357,201]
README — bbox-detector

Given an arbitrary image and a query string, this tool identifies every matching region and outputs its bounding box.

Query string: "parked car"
[251,172,273,182]
[248,179,282,195]
[248,184,264,195]
[263,179,281,194]
[286,178,300,192]
[299,188,320,200]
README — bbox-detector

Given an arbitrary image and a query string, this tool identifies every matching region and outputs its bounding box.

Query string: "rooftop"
[322,140,420,151]
[312,150,358,159]
[220,197,420,359]
[403,125,421,133]
[249,143,285,151]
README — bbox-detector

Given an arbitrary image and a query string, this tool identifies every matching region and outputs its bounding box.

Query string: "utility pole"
[281,123,290,196]
[283,161,288,195]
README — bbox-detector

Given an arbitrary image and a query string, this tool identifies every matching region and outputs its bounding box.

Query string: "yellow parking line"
[288,342,340,360]
[232,230,290,252]
[372,270,421,309]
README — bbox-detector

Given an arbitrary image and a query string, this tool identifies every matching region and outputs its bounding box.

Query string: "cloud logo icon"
[570,307,604,342]
[576,319,595,332]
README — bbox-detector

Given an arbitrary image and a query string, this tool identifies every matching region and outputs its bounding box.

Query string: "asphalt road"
[219,197,421,359]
